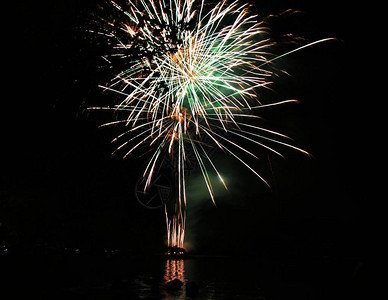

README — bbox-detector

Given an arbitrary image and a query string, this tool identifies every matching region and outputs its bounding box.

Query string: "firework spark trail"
[89,0,332,248]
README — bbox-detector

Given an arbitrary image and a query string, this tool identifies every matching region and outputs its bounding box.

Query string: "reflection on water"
[7,252,354,299]
[164,259,185,283]
[133,256,265,299]
[161,259,186,299]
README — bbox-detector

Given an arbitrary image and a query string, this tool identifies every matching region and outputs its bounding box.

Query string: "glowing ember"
[165,247,187,258]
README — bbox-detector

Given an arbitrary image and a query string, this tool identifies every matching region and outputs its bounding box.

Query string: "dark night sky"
[1,0,369,258]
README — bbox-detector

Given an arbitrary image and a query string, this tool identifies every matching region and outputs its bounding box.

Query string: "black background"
[1,0,369,297]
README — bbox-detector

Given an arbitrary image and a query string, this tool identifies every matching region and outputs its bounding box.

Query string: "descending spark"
[88,0,331,249]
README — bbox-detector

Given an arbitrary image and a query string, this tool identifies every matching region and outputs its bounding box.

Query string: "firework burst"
[87,0,332,249]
